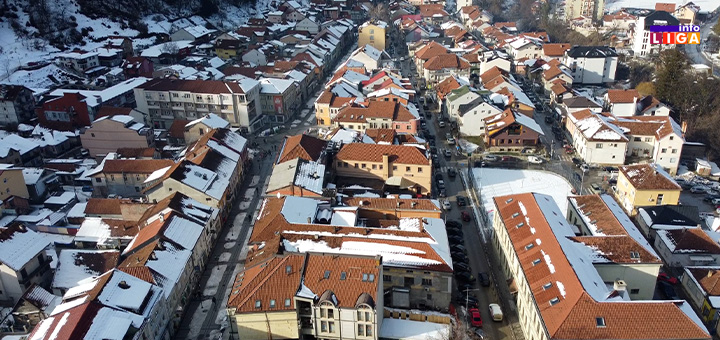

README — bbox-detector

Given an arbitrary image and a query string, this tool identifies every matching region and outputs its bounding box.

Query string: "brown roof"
[138,78,247,94]
[569,236,661,263]
[614,115,680,139]
[606,89,640,104]
[99,159,174,174]
[619,164,681,191]
[543,65,566,81]
[95,106,132,119]
[655,3,676,12]
[479,66,507,84]
[343,197,440,212]
[302,253,380,307]
[85,198,124,215]
[688,268,720,296]
[662,228,720,254]
[117,147,156,158]
[70,250,120,276]
[415,41,449,61]
[435,76,465,100]
[551,82,571,95]
[168,119,191,138]
[335,101,417,123]
[277,134,327,164]
[423,54,470,71]
[118,266,156,284]
[336,143,429,165]
[227,253,306,312]
[364,128,396,143]
[417,4,448,17]
[494,193,710,340]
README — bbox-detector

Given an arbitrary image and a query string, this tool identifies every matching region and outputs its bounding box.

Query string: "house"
[604,89,641,117]
[81,115,153,158]
[560,96,603,116]
[636,95,671,116]
[242,48,268,66]
[122,57,154,79]
[171,25,216,43]
[611,116,684,175]
[505,37,543,60]
[0,85,35,127]
[358,20,388,51]
[141,40,194,65]
[681,267,720,329]
[51,249,119,295]
[226,252,382,339]
[444,86,480,120]
[564,0,605,20]
[542,65,574,92]
[89,158,175,198]
[11,284,60,332]
[615,163,681,215]
[266,158,326,197]
[333,101,420,135]
[0,165,30,201]
[563,46,618,84]
[566,194,663,300]
[492,192,710,340]
[335,144,432,195]
[0,223,52,305]
[483,109,543,152]
[655,228,720,267]
[22,167,57,203]
[602,11,637,30]
[423,54,471,88]
[348,44,391,72]
[565,110,628,165]
[183,113,230,145]
[0,134,42,167]
[296,17,320,34]
[675,2,700,25]
[277,134,327,164]
[455,96,504,136]
[542,43,572,60]
[414,41,450,75]
[56,50,100,72]
[434,75,470,102]
[215,39,243,60]
[636,204,702,240]
[632,11,680,57]
[133,78,264,133]
[259,78,300,124]
[314,86,362,126]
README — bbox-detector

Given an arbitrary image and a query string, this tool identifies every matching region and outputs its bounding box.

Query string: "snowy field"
[605,0,720,13]
[472,168,573,219]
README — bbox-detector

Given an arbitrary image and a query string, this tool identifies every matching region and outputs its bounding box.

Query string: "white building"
[566,110,628,165]
[0,224,52,305]
[563,46,618,84]
[632,11,680,58]
[655,228,720,267]
[133,78,264,133]
[612,115,684,175]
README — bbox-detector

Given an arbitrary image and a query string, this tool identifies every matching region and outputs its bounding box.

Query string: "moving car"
[446,136,455,145]
[438,121,446,128]
[469,308,483,327]
[444,149,452,158]
[478,272,490,287]
[483,154,498,162]
[448,168,457,178]
[488,304,503,321]
[461,211,472,222]
[457,196,467,206]
[527,156,543,164]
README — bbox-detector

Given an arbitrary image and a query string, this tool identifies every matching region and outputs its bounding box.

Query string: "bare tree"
[368,3,390,24]
[160,41,180,55]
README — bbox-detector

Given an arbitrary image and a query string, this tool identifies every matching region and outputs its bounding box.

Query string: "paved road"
[683,14,720,77]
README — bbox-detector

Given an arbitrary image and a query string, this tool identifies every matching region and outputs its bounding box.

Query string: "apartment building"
[492,192,710,340]
[632,11,680,57]
[563,46,618,84]
[259,78,301,124]
[358,21,388,51]
[335,144,432,195]
[615,163,681,215]
[0,224,53,305]
[89,158,175,198]
[565,110,628,166]
[80,115,153,158]
[333,101,420,135]
[564,0,605,21]
[612,116,684,175]
[133,78,264,133]
[0,85,35,127]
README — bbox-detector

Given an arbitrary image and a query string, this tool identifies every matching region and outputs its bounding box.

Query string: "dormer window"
[549,297,560,305]
[286,265,292,274]
[516,222,524,228]
[512,212,519,218]
[532,259,542,266]
[596,317,606,327]
[543,282,552,290]
[630,251,640,259]
[255,300,261,309]
[270,299,276,308]
[341,272,347,280]
[525,243,534,250]
[324,270,331,279]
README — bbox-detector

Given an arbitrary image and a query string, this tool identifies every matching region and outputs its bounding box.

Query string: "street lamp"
[463,288,480,332]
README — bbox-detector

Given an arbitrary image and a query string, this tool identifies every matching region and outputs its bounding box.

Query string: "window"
[324,270,331,279]
[661,148,667,153]
[354,163,358,168]
[358,324,365,336]
[525,243,534,250]
[634,137,641,141]
[404,277,414,287]
[337,161,343,167]
[393,166,398,170]
[285,298,291,307]
[365,325,372,336]
[645,137,652,142]
[533,259,542,266]
[321,321,328,332]
[669,136,674,140]
[671,149,677,154]
[255,300,261,308]
[543,282,552,290]
[549,297,560,305]
[286,265,292,274]
[329,321,336,333]
[596,143,602,148]
[418,167,423,173]
[344,163,348,168]
[172,93,179,97]
[406,166,411,171]
[383,275,391,282]
[596,317,606,327]
[362,273,369,281]
[95,178,101,183]
[270,299,276,308]
[656,194,664,205]
[372,164,377,170]
[361,163,366,168]
[341,272,347,280]
[630,288,640,294]
[422,278,432,286]
[369,274,375,282]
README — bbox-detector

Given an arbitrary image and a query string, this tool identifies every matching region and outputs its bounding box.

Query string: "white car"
[442,199,451,210]
[580,164,590,173]
[527,156,543,164]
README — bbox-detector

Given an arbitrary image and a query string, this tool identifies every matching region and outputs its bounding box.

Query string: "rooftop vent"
[118,281,130,289]
[596,317,606,328]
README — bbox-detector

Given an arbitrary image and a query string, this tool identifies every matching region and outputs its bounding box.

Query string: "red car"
[658,272,679,285]
[469,308,483,327]
[461,211,471,222]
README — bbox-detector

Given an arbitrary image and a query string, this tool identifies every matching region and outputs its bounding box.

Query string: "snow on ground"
[224,241,236,249]
[605,0,720,12]
[218,252,231,262]
[472,168,573,220]
[202,264,227,296]
[249,175,261,187]
[379,318,449,340]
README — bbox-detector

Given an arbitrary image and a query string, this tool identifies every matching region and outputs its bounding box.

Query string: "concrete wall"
[382,267,452,310]
[0,168,30,200]
[594,264,660,300]
[81,119,152,157]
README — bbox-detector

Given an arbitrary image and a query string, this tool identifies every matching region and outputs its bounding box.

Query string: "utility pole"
[463,288,480,332]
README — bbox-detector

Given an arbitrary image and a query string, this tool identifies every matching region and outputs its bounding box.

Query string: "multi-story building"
[615,163,681,215]
[333,101,420,135]
[604,89,641,117]
[358,20,388,51]
[564,0,605,21]
[80,115,153,158]
[134,78,264,133]
[89,158,175,198]
[335,144,432,195]
[565,110,628,166]
[483,109,543,152]
[612,116,684,175]
[0,223,53,305]
[492,192,710,340]
[563,46,618,84]
[259,78,300,124]
[0,165,30,201]
[422,54,471,88]
[0,85,35,127]
[632,11,680,57]
[56,50,100,72]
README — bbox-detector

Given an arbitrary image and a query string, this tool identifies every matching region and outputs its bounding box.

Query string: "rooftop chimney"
[613,280,627,291]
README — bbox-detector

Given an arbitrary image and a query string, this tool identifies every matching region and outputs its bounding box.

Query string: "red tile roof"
[619,164,681,191]
[99,159,174,174]
[277,134,327,164]
[335,101,417,123]
[336,143,429,165]
[415,41,449,61]
[423,54,470,71]
[606,89,640,104]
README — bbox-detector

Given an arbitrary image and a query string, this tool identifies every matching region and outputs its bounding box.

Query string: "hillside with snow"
[605,0,720,13]
[0,0,297,88]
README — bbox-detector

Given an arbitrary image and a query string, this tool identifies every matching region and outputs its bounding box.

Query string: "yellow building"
[614,163,681,216]
[358,20,388,51]
[682,267,720,327]
[215,40,242,60]
[0,166,29,200]
[334,144,432,196]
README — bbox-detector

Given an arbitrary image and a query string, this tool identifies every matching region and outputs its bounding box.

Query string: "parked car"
[439,189,447,197]
[461,211,472,222]
[452,244,467,253]
[454,262,471,272]
[483,154,498,162]
[81,185,94,192]
[448,168,457,178]
[580,164,590,173]
[437,179,446,190]
[571,158,582,166]
[448,235,464,244]
[527,156,543,164]
[455,295,478,308]
[435,173,443,181]
[447,136,455,145]
[457,196,467,206]
[456,271,476,283]
[545,116,554,124]
[658,281,678,299]
[478,272,490,287]
[658,272,679,285]
[442,199,452,210]
[591,183,602,192]
[691,185,708,194]
[603,166,618,173]
[488,304,503,321]
[452,252,469,263]
[447,228,463,237]
[438,121,446,128]
[469,308,483,327]
[475,329,488,340]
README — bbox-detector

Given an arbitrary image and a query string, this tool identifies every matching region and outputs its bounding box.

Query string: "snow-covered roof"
[514,111,543,135]
[0,226,51,271]
[48,78,151,109]
[162,215,204,251]
[179,25,216,38]
[280,196,319,224]
[97,270,154,312]
[185,113,230,129]
[259,77,297,94]
[140,40,194,58]
[0,133,39,157]
[379,317,449,340]
[44,192,76,206]
[22,167,46,185]
[52,249,118,290]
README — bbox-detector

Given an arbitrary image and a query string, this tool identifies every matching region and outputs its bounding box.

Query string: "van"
[488,303,503,321]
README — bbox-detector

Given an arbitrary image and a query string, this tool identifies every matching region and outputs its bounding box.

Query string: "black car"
[451,244,467,253]
[446,228,463,237]
[451,252,469,263]
[658,281,678,299]
[457,196,467,206]
[571,158,582,166]
[435,173,443,181]
[439,189,447,197]
[454,295,479,308]
[545,116,554,124]
[448,168,457,178]
[478,272,490,287]
[447,221,463,229]
[454,262,472,272]
[603,166,618,172]
[455,271,476,283]
[448,235,464,244]
[705,194,720,203]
